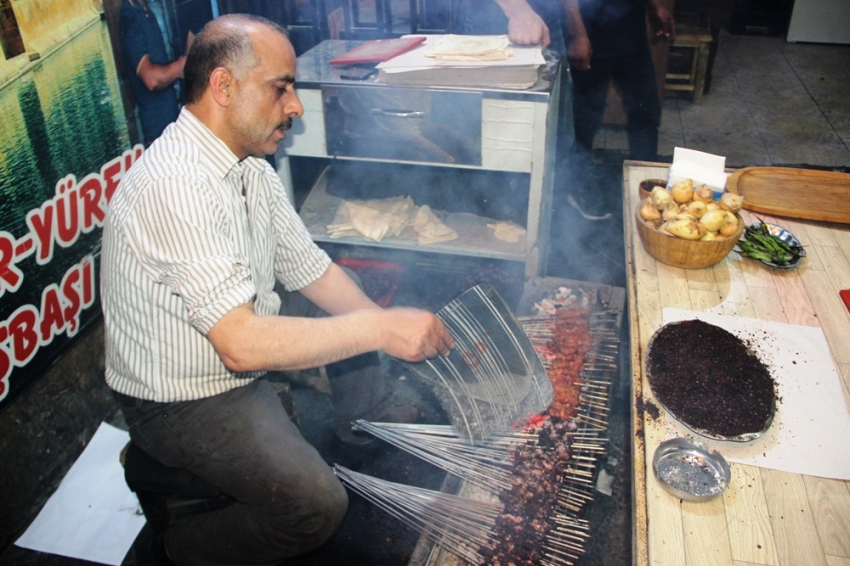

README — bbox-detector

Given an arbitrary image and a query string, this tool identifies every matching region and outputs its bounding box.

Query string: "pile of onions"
[639,180,743,241]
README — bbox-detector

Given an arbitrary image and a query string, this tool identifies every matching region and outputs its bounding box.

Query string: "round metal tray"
[653,438,731,502]
[744,223,805,269]
[645,321,775,443]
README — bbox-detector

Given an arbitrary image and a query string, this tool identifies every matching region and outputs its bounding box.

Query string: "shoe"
[150,529,175,566]
[568,193,612,221]
[136,490,171,533]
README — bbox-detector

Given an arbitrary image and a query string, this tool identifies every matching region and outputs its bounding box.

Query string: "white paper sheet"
[15,422,146,565]
[657,309,850,480]
[667,147,730,197]
[377,34,545,73]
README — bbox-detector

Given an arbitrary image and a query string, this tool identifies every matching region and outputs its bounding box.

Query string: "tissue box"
[667,148,730,198]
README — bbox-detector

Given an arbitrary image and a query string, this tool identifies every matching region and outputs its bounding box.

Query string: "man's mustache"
[279,118,293,131]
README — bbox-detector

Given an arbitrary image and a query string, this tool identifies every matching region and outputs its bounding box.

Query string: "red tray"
[329,36,426,66]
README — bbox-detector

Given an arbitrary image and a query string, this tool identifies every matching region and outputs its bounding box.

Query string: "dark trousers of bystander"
[570,47,661,162]
[565,48,660,217]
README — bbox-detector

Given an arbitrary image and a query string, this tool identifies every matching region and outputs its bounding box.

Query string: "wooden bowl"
[639,178,668,201]
[635,199,744,269]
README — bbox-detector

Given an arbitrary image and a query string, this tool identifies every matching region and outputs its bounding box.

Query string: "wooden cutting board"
[725,167,850,224]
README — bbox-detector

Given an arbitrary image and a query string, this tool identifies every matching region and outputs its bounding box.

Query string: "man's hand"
[206,263,454,373]
[207,302,454,373]
[136,53,187,91]
[567,34,592,70]
[495,0,551,49]
[378,308,455,362]
[647,0,676,43]
[563,0,591,70]
[507,8,550,48]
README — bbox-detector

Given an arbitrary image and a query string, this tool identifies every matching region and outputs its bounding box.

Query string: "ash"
[656,453,726,497]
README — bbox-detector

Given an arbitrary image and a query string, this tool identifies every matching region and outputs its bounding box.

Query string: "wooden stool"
[664,26,713,104]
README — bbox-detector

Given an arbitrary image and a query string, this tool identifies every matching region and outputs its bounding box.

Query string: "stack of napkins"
[667,148,730,197]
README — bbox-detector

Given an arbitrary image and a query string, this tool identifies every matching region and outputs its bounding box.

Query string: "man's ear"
[209,67,234,107]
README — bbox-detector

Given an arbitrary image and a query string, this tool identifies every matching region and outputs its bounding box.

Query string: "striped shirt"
[101,108,331,401]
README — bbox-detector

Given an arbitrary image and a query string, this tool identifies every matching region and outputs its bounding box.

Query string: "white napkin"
[667,147,730,197]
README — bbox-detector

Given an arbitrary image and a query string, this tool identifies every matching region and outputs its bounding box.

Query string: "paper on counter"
[378,34,544,73]
[667,147,730,197]
[15,422,146,565]
[658,309,850,480]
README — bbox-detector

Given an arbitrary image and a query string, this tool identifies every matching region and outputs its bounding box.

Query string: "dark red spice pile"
[478,420,573,566]
[646,319,776,437]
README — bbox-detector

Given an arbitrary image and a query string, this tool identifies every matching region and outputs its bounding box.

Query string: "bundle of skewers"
[336,419,593,565]
[334,285,622,566]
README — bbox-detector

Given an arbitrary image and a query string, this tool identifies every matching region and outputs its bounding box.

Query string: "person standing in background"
[119,0,193,146]
[564,0,675,219]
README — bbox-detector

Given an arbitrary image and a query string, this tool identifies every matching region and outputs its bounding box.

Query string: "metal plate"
[751,223,805,269]
[645,321,775,443]
[652,438,730,502]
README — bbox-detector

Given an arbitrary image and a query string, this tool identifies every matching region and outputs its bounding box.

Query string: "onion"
[666,217,702,240]
[701,231,722,241]
[662,202,680,222]
[693,184,714,204]
[640,200,662,223]
[706,202,721,211]
[687,201,707,219]
[719,213,739,237]
[671,179,694,204]
[700,209,728,232]
[651,187,673,210]
[720,193,744,213]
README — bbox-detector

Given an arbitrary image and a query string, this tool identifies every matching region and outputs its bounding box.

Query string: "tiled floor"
[597,31,850,169]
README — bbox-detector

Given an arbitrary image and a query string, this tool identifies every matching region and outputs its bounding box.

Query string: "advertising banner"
[1,16,135,412]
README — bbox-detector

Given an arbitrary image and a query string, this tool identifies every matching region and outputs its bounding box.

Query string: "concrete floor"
[4,31,850,566]
[595,31,850,169]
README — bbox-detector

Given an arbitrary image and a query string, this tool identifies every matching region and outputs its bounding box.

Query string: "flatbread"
[424,35,513,61]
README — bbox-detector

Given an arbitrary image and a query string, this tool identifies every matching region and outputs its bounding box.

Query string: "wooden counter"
[624,161,850,566]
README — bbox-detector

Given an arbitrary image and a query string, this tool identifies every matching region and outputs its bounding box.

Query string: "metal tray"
[745,223,805,269]
[645,320,775,443]
[652,438,730,502]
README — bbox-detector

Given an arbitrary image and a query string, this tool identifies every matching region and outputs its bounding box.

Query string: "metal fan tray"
[398,283,554,444]
[645,321,775,443]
